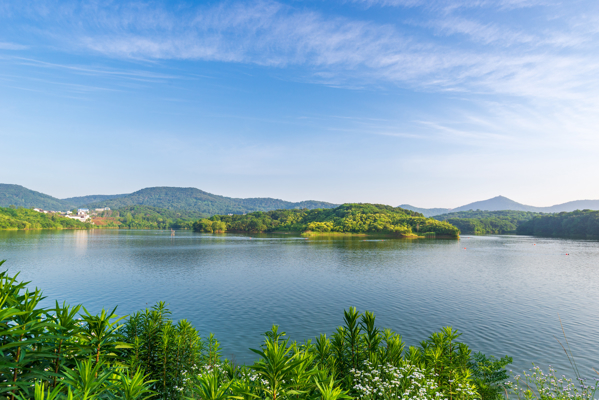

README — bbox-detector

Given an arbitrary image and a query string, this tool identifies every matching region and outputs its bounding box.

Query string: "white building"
[66,213,91,222]
[65,208,92,222]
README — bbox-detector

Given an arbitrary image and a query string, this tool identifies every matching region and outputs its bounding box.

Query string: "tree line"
[193,204,460,237]
[433,211,541,235]
[516,209,599,238]
[0,207,90,230]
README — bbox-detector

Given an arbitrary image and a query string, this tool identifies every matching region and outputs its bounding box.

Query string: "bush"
[2,261,518,400]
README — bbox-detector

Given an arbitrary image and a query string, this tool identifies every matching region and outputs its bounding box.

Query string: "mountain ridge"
[2,184,598,217]
[401,195,599,217]
[0,184,339,215]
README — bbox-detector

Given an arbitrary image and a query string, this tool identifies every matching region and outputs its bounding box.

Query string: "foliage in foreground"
[0,259,514,400]
[9,258,595,400]
[193,204,460,237]
[0,207,90,230]
[506,365,598,400]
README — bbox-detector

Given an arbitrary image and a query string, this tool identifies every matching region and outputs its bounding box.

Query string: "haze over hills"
[401,195,599,217]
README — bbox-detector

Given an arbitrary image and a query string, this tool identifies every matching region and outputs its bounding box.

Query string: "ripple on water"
[0,230,598,374]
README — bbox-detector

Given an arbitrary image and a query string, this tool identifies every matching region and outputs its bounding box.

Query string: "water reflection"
[0,230,597,378]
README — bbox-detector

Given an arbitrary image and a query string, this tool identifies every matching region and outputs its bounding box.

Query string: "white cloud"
[25,0,590,103]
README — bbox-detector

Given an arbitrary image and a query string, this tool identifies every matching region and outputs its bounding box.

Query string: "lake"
[0,229,597,377]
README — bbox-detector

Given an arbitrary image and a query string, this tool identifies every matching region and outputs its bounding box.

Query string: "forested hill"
[85,187,338,215]
[193,203,460,237]
[0,184,338,215]
[62,193,128,206]
[516,210,599,238]
[434,210,541,235]
[0,184,126,210]
[0,184,69,210]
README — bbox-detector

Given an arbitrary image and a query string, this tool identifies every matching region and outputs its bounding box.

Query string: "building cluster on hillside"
[32,207,110,224]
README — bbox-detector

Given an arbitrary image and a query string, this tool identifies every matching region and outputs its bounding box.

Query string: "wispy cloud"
[351,0,550,11]
[0,42,27,50]
[6,0,592,103]
[3,0,599,153]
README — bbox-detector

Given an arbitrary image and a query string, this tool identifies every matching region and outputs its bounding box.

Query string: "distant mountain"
[84,187,338,215]
[398,205,451,218]
[0,184,69,210]
[401,195,599,216]
[451,196,599,213]
[540,200,599,213]
[451,196,537,212]
[62,194,128,208]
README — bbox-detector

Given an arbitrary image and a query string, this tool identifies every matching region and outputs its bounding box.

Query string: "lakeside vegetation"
[433,211,541,235]
[93,206,203,230]
[1,261,514,400]
[193,204,461,238]
[2,261,596,400]
[0,207,90,230]
[516,210,599,238]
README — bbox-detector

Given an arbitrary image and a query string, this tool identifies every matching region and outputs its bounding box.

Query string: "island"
[192,203,460,238]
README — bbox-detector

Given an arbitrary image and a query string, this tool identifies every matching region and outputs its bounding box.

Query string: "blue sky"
[1,0,598,207]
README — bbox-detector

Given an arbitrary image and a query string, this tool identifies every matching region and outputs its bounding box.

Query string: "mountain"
[398,205,451,218]
[84,187,338,215]
[451,196,599,213]
[0,184,70,210]
[400,195,599,217]
[450,196,537,212]
[541,200,599,213]
[62,194,128,208]
[0,184,338,215]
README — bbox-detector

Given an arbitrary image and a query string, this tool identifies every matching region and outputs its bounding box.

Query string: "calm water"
[0,230,597,376]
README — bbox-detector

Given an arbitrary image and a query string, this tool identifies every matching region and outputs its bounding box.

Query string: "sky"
[1,0,598,208]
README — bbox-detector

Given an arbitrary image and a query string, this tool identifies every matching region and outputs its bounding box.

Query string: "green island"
[4,260,594,400]
[433,211,541,235]
[192,203,460,238]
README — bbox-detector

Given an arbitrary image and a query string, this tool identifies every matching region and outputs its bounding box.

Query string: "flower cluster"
[507,365,599,400]
[351,361,445,400]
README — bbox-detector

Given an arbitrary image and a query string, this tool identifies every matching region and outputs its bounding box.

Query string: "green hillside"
[434,210,540,234]
[193,203,460,237]
[86,187,338,215]
[62,193,128,207]
[0,184,70,210]
[516,210,599,238]
[0,207,91,230]
[94,205,204,230]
